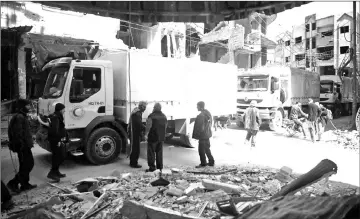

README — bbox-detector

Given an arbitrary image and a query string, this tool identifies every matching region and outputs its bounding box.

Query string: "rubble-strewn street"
[2,164,359,219]
[1,117,359,218]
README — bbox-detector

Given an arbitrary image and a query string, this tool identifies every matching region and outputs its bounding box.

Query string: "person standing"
[192,101,214,168]
[243,100,261,147]
[144,103,168,172]
[7,99,37,193]
[47,103,68,182]
[316,103,329,141]
[307,99,321,143]
[128,101,147,168]
[290,102,308,138]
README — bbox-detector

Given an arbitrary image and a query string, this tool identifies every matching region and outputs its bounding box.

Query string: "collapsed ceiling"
[33,1,310,23]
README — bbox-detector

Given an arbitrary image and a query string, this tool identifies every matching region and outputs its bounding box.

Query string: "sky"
[267,1,355,41]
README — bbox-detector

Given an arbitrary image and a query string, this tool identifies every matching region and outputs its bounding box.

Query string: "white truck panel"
[96,50,237,122]
[289,67,320,105]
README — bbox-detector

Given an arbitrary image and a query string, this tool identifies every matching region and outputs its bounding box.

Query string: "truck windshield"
[42,66,69,98]
[320,83,333,93]
[238,76,269,92]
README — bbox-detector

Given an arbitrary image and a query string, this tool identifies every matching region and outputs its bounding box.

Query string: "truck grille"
[237,99,263,104]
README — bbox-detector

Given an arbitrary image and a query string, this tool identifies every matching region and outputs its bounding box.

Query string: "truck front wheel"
[85,127,122,165]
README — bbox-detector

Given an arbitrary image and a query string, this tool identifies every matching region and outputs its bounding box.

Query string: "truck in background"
[36,49,237,165]
[236,65,320,131]
[320,75,360,118]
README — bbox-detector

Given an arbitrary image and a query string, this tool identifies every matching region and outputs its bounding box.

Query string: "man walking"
[7,99,37,193]
[307,99,321,143]
[128,101,147,168]
[243,100,261,147]
[144,103,167,172]
[47,103,68,182]
[290,102,308,138]
[192,101,214,168]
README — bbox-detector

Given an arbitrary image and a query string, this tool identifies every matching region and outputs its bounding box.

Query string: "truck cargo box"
[95,50,238,122]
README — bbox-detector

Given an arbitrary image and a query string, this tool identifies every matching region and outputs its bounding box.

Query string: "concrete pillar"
[171,32,177,58]
[228,21,236,65]
[18,46,26,99]
[166,34,171,58]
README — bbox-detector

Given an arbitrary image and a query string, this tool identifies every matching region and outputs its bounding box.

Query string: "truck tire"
[269,110,283,131]
[85,127,122,165]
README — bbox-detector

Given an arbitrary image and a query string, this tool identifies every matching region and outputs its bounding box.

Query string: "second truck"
[236,65,320,130]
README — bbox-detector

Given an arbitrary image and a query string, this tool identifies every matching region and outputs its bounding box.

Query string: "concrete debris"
[323,130,359,153]
[2,165,359,219]
[275,166,293,183]
[202,179,243,194]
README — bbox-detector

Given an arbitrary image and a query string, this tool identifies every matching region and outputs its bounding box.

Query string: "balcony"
[317,35,334,48]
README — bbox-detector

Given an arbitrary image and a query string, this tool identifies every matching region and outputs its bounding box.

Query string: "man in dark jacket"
[47,103,67,182]
[290,102,308,138]
[128,101,147,168]
[144,103,168,172]
[307,99,321,143]
[243,100,261,147]
[7,99,37,193]
[192,101,214,168]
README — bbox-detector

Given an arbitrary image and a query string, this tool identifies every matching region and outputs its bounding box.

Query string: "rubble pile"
[3,165,359,219]
[323,130,359,153]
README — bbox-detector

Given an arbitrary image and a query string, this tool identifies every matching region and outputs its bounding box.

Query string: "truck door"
[64,65,106,129]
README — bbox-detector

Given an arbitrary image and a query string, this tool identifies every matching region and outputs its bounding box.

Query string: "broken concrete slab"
[145,187,159,198]
[184,183,205,196]
[202,179,243,194]
[120,200,204,219]
[166,187,184,197]
[197,190,230,202]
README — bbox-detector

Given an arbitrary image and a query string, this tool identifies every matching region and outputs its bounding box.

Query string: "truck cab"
[36,57,128,165]
[320,75,342,108]
[236,71,283,130]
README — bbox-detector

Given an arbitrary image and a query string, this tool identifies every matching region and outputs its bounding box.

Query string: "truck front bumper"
[236,107,276,124]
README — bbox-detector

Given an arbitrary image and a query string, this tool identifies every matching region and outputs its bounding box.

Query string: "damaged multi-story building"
[1,1,126,114]
[274,11,360,77]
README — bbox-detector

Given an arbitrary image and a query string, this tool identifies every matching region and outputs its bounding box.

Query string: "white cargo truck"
[36,49,237,165]
[320,75,360,117]
[236,65,320,130]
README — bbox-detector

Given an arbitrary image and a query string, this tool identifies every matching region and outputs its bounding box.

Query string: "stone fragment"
[202,179,243,194]
[166,187,184,197]
[197,190,230,202]
[174,196,189,204]
[121,173,132,181]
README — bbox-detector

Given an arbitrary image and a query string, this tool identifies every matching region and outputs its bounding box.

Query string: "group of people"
[127,101,215,171]
[290,98,330,142]
[241,98,331,148]
[2,99,67,211]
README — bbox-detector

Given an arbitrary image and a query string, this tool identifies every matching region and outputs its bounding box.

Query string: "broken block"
[202,179,243,194]
[166,187,184,197]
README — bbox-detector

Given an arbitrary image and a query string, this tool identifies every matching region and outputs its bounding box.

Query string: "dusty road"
[1,116,359,187]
